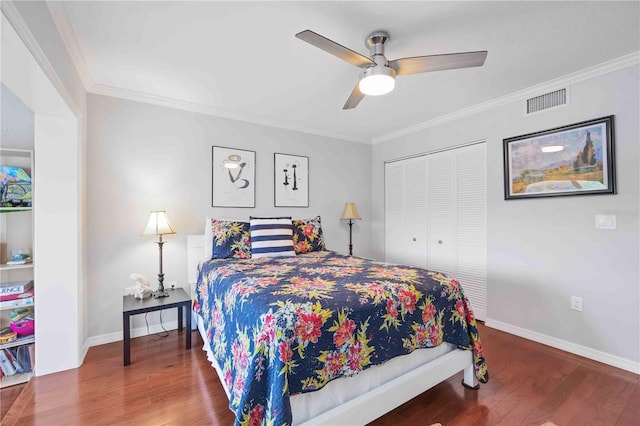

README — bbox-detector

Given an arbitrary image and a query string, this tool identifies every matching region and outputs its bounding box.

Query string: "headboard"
[187,234,205,296]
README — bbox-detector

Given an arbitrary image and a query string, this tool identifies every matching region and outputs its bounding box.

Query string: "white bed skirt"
[196,314,462,425]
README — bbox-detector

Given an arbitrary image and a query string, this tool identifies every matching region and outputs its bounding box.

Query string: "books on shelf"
[0,350,17,376]
[0,291,34,308]
[0,345,33,377]
[0,280,33,299]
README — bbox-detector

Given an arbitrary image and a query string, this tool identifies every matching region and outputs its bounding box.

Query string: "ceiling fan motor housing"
[365,31,390,57]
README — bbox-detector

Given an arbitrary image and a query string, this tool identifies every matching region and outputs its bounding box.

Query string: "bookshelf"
[0,335,35,350]
[0,264,34,272]
[0,148,35,388]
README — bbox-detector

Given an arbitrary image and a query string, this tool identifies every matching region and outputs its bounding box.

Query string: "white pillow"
[249,217,296,258]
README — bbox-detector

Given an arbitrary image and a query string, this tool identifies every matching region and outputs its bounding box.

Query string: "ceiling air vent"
[526,88,568,115]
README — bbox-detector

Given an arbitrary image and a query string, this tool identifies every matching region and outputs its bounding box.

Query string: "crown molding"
[45,2,367,144]
[42,2,640,145]
[46,0,93,90]
[88,82,368,143]
[372,51,640,144]
[1,0,82,117]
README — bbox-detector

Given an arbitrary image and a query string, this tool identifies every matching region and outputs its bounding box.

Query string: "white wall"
[10,1,86,115]
[371,65,640,372]
[4,1,87,373]
[1,83,34,149]
[86,94,372,338]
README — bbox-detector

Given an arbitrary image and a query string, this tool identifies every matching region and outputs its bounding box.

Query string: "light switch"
[595,214,616,230]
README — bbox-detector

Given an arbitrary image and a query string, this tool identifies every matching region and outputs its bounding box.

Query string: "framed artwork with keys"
[274,153,309,207]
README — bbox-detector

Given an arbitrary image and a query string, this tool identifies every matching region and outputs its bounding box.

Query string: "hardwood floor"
[1,323,638,425]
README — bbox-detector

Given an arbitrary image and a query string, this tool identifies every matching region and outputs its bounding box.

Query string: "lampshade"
[358,66,396,96]
[143,211,176,236]
[341,203,361,220]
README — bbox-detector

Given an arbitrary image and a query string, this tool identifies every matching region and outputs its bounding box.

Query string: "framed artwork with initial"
[212,146,256,207]
[274,153,309,207]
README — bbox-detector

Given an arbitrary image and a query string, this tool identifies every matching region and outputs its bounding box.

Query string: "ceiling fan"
[295,30,488,110]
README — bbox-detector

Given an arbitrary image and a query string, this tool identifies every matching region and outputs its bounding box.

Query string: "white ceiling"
[51,1,639,143]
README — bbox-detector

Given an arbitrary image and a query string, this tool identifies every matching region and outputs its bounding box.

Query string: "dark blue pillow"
[211,219,251,259]
[292,216,326,254]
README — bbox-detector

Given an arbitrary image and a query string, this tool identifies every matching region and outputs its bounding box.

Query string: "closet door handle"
[438,240,443,244]
[412,237,417,242]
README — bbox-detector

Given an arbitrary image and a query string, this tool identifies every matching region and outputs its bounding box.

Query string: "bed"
[188,217,488,425]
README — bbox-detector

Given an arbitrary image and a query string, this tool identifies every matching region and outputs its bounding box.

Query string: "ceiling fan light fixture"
[359,66,396,96]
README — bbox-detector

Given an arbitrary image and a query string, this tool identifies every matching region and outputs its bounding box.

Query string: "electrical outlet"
[570,296,583,312]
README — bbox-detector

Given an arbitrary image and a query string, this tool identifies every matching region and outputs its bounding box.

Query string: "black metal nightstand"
[122,287,192,366]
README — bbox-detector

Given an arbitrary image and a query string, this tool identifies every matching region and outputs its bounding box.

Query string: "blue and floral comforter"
[194,251,488,426]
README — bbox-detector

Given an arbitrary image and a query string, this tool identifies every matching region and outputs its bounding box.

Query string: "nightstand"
[122,287,192,366]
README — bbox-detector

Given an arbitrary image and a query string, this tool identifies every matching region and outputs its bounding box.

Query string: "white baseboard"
[85,320,180,349]
[485,319,640,375]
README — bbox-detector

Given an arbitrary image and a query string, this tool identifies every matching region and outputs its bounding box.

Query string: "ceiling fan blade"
[390,51,488,76]
[296,30,375,69]
[343,84,366,110]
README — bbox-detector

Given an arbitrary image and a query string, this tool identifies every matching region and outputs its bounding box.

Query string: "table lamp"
[142,210,176,298]
[340,202,361,256]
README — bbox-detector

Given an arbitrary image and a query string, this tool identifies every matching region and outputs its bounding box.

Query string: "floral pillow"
[211,219,251,259]
[292,216,326,254]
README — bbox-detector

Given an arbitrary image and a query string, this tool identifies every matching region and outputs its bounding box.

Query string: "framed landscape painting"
[212,146,255,207]
[503,116,615,200]
[274,153,309,207]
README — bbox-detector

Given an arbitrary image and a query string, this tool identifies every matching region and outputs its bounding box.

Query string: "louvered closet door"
[403,156,427,268]
[385,161,406,265]
[455,144,487,320]
[384,156,427,268]
[426,151,456,278]
[426,143,487,320]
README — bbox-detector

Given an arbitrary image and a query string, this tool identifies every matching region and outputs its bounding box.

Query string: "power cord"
[158,310,169,338]
[144,311,169,339]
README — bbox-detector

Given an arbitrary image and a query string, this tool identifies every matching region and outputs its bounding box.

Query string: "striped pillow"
[250,217,296,258]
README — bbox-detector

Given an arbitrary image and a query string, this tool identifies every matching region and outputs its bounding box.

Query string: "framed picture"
[503,116,615,200]
[274,153,309,207]
[212,146,255,207]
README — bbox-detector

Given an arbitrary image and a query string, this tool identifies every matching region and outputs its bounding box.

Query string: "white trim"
[0,1,82,118]
[88,82,368,144]
[45,1,93,90]
[372,51,640,144]
[81,338,91,362]
[485,318,640,375]
[85,320,179,348]
[383,138,486,164]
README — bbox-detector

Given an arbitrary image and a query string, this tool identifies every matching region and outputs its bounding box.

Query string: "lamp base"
[152,289,169,299]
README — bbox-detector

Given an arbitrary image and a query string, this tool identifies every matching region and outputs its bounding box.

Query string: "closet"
[384,142,487,320]
[384,155,427,268]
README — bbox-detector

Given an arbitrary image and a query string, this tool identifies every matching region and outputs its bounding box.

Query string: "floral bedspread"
[194,251,488,426]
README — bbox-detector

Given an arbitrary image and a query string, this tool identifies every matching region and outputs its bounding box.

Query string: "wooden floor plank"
[0,324,638,425]
[567,371,635,426]
[616,384,640,426]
